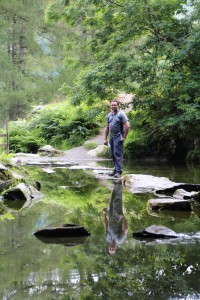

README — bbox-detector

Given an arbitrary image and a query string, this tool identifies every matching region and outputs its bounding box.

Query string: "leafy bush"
[124,130,148,159]
[7,102,100,153]
[186,149,200,163]
[0,152,14,164]
[8,121,44,153]
[29,103,100,149]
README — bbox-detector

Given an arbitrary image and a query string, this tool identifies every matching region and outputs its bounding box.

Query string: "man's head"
[110,100,120,114]
[108,240,117,255]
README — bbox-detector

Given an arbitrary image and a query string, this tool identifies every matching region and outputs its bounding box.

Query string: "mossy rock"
[0,164,15,181]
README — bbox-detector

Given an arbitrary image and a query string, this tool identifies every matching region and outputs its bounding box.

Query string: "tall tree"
[0,0,69,122]
[47,0,200,160]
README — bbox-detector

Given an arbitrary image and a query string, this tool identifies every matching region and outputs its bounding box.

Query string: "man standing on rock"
[104,100,130,178]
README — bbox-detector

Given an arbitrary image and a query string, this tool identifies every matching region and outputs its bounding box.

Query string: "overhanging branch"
[107,0,124,8]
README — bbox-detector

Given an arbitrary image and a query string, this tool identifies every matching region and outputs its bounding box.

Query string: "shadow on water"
[0,163,200,299]
[3,199,26,210]
[35,235,89,247]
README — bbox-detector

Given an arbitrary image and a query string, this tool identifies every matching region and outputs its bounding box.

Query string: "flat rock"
[125,174,200,195]
[41,168,55,173]
[69,165,97,170]
[33,224,90,238]
[148,198,191,211]
[126,174,180,194]
[133,225,178,239]
[173,189,196,199]
[14,153,40,157]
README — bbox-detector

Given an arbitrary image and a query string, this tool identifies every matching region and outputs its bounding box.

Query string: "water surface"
[0,161,200,299]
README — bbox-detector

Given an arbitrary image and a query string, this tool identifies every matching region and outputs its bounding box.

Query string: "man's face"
[111,101,119,113]
[109,240,117,255]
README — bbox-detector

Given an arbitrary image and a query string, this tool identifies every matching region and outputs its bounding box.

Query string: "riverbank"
[11,128,108,166]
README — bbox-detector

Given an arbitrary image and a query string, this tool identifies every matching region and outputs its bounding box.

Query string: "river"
[0,160,200,299]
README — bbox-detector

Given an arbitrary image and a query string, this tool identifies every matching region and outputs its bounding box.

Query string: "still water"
[0,161,200,300]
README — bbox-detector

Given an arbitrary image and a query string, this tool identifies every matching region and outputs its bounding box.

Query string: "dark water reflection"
[103,180,128,255]
[0,161,200,299]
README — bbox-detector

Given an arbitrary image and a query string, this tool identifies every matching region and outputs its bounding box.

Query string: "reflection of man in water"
[102,180,128,255]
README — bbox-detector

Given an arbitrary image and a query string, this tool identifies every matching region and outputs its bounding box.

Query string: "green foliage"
[0,0,199,160]
[29,102,99,149]
[46,0,200,161]
[7,102,100,153]
[0,211,14,221]
[124,129,148,159]
[8,120,44,153]
[0,152,13,164]
[96,145,111,158]
[0,0,71,122]
[83,141,98,150]
[186,148,200,163]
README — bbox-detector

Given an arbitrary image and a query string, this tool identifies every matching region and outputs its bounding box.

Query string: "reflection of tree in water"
[103,180,128,255]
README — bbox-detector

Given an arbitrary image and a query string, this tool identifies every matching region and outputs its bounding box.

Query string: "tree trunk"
[19,28,25,72]
[11,15,17,64]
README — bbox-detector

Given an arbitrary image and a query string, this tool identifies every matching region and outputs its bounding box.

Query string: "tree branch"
[107,0,124,8]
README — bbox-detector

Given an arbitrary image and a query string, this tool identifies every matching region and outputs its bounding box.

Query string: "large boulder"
[38,145,63,156]
[3,182,43,209]
[0,163,23,181]
[0,163,24,193]
[0,180,12,193]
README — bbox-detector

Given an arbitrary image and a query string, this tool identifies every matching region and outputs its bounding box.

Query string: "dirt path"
[12,128,108,166]
[61,127,105,160]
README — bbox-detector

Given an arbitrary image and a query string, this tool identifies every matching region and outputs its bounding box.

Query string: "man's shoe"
[114,173,121,178]
[108,171,115,176]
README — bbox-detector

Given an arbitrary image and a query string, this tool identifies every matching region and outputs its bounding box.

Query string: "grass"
[83,141,98,150]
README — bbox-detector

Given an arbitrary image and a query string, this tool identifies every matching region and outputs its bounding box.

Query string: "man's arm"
[120,120,130,142]
[102,208,108,229]
[118,215,128,235]
[104,124,109,145]
[123,217,128,235]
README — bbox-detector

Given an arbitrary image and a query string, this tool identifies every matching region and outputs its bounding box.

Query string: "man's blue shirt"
[107,111,128,137]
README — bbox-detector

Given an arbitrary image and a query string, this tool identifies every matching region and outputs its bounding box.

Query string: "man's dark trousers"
[110,134,123,174]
